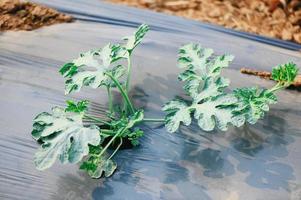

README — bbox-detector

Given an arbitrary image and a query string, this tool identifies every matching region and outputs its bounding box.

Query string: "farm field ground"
[0,0,72,31]
[108,0,301,44]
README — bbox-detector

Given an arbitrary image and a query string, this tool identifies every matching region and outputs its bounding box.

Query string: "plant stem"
[268,82,287,93]
[99,128,125,158]
[126,56,132,92]
[84,115,111,126]
[124,55,132,114]
[107,86,113,113]
[105,72,135,114]
[142,118,165,123]
[108,138,123,160]
[100,129,115,134]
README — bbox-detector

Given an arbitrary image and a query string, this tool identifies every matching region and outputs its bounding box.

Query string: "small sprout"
[65,100,88,113]
[32,24,150,178]
[272,62,298,86]
[123,24,150,53]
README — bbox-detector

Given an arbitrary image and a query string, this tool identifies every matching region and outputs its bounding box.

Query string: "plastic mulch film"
[0,0,301,199]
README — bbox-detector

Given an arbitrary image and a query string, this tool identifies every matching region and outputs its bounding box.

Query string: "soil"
[108,0,301,44]
[0,0,73,31]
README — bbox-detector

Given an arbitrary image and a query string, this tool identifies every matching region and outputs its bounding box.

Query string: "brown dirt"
[0,0,73,31]
[108,0,301,44]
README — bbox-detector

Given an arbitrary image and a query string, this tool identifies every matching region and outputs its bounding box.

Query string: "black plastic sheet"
[1,0,301,199]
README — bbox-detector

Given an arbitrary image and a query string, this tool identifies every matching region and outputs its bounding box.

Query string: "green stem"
[105,111,117,120]
[100,129,115,134]
[268,82,287,93]
[108,138,123,160]
[105,72,135,114]
[107,87,113,113]
[84,115,111,126]
[99,128,125,158]
[126,55,132,92]
[143,118,165,123]
[124,56,132,114]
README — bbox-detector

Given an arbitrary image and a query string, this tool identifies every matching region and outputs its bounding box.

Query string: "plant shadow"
[133,73,299,192]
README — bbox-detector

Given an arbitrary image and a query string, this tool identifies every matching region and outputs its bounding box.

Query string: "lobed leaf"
[178,43,213,73]
[207,54,234,77]
[80,146,117,178]
[32,107,101,170]
[59,44,126,94]
[123,24,149,53]
[272,62,298,86]
[101,65,127,87]
[65,100,88,113]
[177,43,233,100]
[192,77,230,103]
[163,43,241,133]
[162,100,192,133]
[193,94,244,131]
[127,128,144,146]
[234,87,277,124]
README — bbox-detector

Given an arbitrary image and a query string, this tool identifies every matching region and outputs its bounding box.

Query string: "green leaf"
[178,44,233,78]
[163,43,240,133]
[193,94,244,131]
[177,43,233,99]
[272,62,298,86]
[60,44,126,94]
[65,100,88,113]
[102,65,126,87]
[207,54,234,77]
[59,24,150,94]
[123,24,149,53]
[234,87,277,124]
[80,157,116,178]
[126,128,144,146]
[59,63,78,77]
[162,100,192,133]
[192,77,230,103]
[178,69,197,82]
[32,107,101,170]
[80,146,116,178]
[178,70,202,97]
[163,95,243,133]
[178,43,213,72]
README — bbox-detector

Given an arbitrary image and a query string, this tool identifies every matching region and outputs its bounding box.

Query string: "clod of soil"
[0,0,73,31]
[108,0,301,44]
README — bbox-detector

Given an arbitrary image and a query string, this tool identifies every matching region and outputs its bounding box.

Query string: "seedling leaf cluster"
[31,24,298,178]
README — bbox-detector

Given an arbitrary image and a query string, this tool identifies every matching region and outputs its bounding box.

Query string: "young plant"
[163,44,298,132]
[31,24,298,178]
